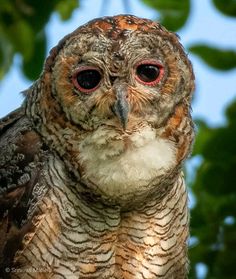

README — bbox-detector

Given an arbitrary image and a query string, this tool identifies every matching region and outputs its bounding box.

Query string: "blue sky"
[0,0,236,126]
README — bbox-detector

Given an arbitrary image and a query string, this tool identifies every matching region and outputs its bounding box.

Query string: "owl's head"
[27,15,195,205]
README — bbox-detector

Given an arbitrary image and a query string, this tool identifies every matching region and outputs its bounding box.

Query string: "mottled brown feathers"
[0,111,50,277]
[0,15,194,278]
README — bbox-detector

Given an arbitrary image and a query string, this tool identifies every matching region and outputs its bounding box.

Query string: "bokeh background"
[0,0,236,278]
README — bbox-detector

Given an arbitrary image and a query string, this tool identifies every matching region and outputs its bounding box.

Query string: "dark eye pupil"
[76,70,101,90]
[136,64,160,83]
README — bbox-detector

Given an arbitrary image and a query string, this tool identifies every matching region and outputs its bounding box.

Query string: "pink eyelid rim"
[135,60,164,86]
[72,66,102,93]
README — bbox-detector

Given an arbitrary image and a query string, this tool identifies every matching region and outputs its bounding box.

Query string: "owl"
[0,15,194,279]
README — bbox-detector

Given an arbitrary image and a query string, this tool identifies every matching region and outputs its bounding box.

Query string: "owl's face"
[28,15,194,205]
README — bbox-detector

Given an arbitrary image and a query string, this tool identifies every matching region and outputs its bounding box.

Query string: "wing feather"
[0,107,49,273]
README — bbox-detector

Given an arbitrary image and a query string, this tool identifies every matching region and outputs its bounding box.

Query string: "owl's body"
[0,15,194,278]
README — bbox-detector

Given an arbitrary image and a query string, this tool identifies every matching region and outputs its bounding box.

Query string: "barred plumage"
[0,15,194,278]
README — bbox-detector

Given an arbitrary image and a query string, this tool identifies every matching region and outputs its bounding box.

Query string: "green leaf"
[192,119,212,155]
[190,100,236,278]
[0,31,14,79]
[189,44,236,70]
[141,0,190,31]
[18,0,59,32]
[225,100,236,124]
[22,30,47,80]
[0,0,79,81]
[213,0,236,17]
[6,19,34,61]
[56,0,79,20]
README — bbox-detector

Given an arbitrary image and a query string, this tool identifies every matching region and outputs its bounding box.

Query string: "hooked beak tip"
[112,98,129,130]
[112,83,130,130]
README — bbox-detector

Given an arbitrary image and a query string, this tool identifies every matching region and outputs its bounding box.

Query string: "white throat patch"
[78,125,177,197]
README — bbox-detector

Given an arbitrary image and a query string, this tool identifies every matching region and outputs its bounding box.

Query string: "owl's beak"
[112,83,130,130]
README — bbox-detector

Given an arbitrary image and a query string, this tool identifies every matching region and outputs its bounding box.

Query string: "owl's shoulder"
[0,107,45,194]
[0,108,51,269]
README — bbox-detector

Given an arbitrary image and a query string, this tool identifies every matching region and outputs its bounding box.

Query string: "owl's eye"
[135,62,163,86]
[73,67,101,93]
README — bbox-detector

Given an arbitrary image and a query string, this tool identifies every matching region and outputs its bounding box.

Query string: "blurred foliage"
[186,0,236,277]
[213,0,236,17]
[142,0,190,31]
[0,0,236,278]
[0,0,79,80]
[189,45,236,71]
[189,101,236,279]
